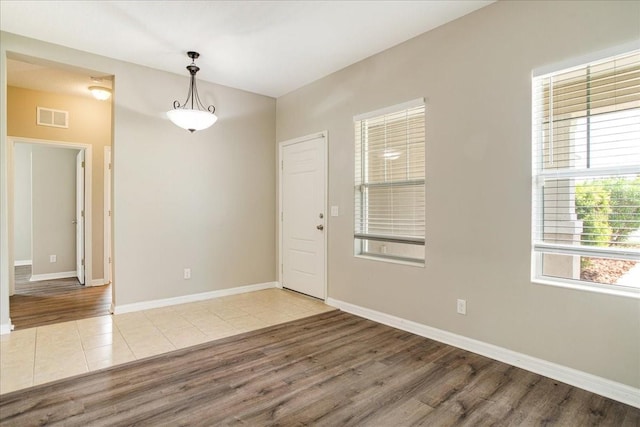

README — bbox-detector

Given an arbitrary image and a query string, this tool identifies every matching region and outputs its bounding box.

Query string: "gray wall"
[31,146,78,276]
[13,143,31,263]
[113,66,276,305]
[276,1,640,387]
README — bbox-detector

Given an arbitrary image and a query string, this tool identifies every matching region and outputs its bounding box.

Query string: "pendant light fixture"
[167,51,218,133]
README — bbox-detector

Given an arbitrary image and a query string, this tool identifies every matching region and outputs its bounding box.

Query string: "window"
[354,99,425,264]
[532,50,640,294]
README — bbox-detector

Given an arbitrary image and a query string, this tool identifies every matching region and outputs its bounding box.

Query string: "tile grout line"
[112,319,140,364]
[31,328,38,388]
[143,310,179,351]
[75,320,91,376]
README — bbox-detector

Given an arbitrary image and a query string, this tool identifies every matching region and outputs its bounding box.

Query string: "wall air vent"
[37,107,68,128]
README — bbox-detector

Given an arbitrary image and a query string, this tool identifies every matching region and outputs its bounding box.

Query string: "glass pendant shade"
[167,51,217,133]
[166,108,218,132]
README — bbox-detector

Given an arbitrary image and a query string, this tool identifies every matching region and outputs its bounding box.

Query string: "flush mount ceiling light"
[89,77,112,101]
[167,51,218,133]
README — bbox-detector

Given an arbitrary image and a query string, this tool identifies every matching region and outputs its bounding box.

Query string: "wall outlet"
[183,268,191,279]
[457,299,467,315]
[49,255,57,263]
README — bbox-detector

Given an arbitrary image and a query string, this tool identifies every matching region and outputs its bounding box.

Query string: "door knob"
[316,224,324,230]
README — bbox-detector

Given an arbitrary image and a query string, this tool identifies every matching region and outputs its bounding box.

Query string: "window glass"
[532,51,640,293]
[354,101,425,263]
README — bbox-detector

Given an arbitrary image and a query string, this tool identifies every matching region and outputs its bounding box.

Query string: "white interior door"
[76,150,85,285]
[281,135,326,299]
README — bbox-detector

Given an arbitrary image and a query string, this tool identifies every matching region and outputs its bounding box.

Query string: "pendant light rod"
[172,51,216,114]
[167,51,218,133]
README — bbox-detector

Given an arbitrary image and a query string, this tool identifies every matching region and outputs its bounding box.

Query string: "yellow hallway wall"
[7,85,112,281]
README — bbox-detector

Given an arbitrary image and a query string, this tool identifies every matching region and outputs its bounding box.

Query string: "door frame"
[277,131,328,301]
[6,136,93,296]
[104,146,112,286]
[76,149,85,285]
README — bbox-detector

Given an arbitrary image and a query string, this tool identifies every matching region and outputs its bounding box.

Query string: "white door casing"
[280,133,327,300]
[104,146,112,285]
[76,150,85,285]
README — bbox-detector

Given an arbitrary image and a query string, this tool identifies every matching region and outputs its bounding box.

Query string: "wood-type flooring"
[0,310,638,426]
[10,266,111,330]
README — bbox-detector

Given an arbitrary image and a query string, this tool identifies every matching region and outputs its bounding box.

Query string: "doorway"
[7,138,107,329]
[279,132,328,300]
[1,54,113,334]
[11,140,91,287]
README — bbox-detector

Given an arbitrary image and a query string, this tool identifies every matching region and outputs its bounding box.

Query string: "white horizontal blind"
[532,50,640,270]
[355,102,425,251]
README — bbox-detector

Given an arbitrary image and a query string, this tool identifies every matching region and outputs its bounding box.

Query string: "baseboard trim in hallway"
[29,271,77,282]
[0,322,12,335]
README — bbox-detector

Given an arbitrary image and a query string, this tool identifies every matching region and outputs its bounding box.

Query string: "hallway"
[10,266,111,330]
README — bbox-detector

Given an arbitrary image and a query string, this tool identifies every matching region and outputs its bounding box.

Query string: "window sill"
[355,254,425,268]
[532,277,640,299]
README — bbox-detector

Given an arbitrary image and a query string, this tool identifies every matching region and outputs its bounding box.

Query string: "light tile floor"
[0,289,335,395]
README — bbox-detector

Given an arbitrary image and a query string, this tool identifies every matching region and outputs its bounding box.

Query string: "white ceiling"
[1,0,493,98]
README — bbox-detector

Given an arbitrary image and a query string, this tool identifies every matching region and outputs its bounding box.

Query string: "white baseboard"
[30,271,77,282]
[14,260,32,266]
[326,297,640,409]
[88,278,108,287]
[0,321,14,335]
[112,281,279,315]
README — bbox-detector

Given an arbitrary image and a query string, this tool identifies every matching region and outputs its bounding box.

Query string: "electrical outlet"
[49,255,57,263]
[457,299,467,315]
[184,268,191,279]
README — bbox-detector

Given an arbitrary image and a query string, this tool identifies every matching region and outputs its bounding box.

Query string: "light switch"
[331,206,339,217]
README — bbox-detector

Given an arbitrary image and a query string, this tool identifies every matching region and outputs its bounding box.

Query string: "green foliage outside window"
[575,177,640,247]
